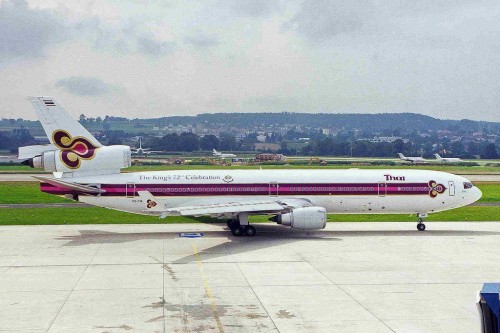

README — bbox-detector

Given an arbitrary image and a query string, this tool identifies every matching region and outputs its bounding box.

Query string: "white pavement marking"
[0,222,498,332]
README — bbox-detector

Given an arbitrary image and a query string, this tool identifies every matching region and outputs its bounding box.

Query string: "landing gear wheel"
[231,226,244,236]
[244,225,256,237]
[417,223,426,231]
[227,219,238,229]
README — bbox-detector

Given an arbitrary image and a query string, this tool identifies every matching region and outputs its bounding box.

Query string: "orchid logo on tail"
[52,130,98,169]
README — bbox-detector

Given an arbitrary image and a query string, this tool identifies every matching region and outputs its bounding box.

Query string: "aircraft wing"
[34,176,106,195]
[166,200,285,216]
[137,191,312,217]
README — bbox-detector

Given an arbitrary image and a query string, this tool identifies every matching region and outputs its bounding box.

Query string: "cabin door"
[448,181,455,196]
[269,182,279,197]
[378,182,387,197]
[126,182,136,198]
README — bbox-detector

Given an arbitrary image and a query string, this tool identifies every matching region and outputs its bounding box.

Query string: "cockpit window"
[463,182,474,189]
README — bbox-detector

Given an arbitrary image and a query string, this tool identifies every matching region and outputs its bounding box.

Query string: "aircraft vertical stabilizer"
[20,97,130,175]
[29,97,101,147]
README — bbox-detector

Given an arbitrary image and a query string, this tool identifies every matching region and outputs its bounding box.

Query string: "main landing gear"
[227,213,256,237]
[416,213,428,231]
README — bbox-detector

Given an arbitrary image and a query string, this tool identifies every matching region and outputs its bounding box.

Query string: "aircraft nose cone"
[473,186,483,202]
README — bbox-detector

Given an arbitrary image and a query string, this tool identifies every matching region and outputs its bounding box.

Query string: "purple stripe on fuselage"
[40,182,432,196]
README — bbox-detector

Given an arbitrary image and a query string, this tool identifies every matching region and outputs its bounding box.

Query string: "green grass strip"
[0,182,71,204]
[474,182,500,202]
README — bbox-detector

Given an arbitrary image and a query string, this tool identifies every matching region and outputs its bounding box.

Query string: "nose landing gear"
[416,213,428,231]
[417,220,426,231]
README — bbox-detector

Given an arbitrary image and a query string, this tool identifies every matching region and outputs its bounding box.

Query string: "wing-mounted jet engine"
[270,207,327,230]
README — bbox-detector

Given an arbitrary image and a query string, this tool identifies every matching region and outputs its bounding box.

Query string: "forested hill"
[2,112,499,134]
[159,113,499,132]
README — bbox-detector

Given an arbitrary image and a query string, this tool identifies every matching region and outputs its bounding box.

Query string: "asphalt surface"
[1,222,498,332]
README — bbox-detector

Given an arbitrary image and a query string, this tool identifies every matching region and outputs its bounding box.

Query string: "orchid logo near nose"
[52,130,98,169]
[428,180,446,198]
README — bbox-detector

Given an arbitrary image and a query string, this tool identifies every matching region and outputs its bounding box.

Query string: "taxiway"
[0,222,496,332]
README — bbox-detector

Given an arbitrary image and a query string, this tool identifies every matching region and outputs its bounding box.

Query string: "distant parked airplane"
[131,138,162,156]
[213,149,236,158]
[434,154,462,163]
[397,153,427,164]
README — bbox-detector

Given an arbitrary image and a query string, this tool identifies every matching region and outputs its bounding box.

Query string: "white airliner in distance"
[434,154,463,163]
[19,97,482,236]
[397,153,427,164]
[131,137,163,156]
[212,149,237,158]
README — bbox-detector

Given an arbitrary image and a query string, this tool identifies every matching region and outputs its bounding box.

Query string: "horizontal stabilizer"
[18,144,57,160]
[34,176,105,195]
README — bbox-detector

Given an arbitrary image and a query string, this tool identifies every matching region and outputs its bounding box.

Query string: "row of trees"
[0,129,35,153]
[143,133,245,152]
[0,127,498,159]
[297,137,498,159]
[138,132,498,159]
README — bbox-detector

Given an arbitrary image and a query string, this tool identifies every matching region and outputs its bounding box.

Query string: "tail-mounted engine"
[270,207,327,230]
[21,145,131,174]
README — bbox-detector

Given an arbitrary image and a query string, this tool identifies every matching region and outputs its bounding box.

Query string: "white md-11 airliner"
[19,97,482,236]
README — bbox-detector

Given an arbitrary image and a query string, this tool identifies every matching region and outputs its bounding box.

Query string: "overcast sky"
[1,0,499,121]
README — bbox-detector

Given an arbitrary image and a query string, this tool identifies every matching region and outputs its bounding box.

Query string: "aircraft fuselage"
[40,169,481,217]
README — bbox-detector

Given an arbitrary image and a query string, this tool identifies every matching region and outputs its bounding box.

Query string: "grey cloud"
[284,1,496,43]
[0,2,175,61]
[225,0,283,17]
[55,76,124,96]
[284,0,370,42]
[0,0,69,62]
[184,35,220,48]
[75,18,175,56]
[136,36,175,56]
